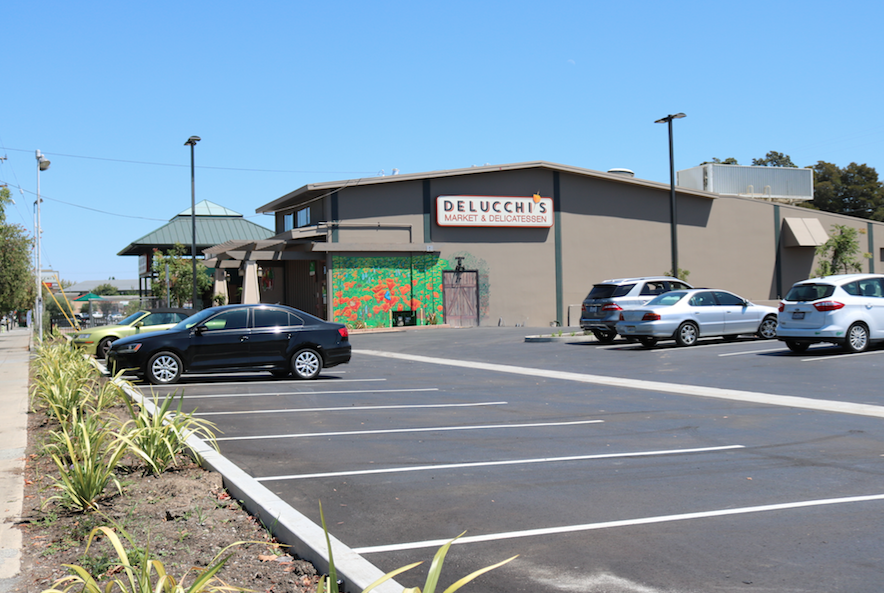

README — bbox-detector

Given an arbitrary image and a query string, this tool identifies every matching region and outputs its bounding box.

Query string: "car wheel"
[785,340,809,353]
[638,336,658,348]
[844,322,870,353]
[757,316,778,340]
[270,369,291,378]
[97,337,117,359]
[591,329,617,344]
[292,348,322,380]
[674,322,698,347]
[147,351,183,385]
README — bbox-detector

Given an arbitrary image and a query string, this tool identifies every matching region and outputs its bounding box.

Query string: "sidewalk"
[0,327,31,593]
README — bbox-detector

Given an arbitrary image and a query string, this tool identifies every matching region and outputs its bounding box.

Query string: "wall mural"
[331,254,450,328]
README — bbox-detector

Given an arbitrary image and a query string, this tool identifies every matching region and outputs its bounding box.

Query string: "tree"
[700,157,739,165]
[808,161,884,220]
[752,151,796,167]
[93,282,119,296]
[151,244,213,307]
[0,187,35,314]
[813,224,867,277]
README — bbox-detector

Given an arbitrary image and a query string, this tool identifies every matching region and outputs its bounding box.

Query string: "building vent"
[607,168,635,177]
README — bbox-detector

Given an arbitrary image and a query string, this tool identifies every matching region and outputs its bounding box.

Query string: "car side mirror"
[134,321,144,328]
[193,325,206,335]
[742,300,749,307]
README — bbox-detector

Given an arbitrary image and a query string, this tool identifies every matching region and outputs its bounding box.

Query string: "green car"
[71,308,193,358]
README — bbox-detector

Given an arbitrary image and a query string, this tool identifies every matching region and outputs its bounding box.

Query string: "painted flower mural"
[331,254,448,328]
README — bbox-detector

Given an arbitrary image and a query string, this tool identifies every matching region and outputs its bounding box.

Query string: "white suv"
[579,276,693,343]
[777,274,884,353]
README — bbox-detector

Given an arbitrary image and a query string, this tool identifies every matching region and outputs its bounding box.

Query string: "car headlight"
[115,343,142,354]
[74,334,90,341]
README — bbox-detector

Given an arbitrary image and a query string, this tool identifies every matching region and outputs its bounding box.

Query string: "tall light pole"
[35,150,50,342]
[655,113,686,278]
[184,136,201,310]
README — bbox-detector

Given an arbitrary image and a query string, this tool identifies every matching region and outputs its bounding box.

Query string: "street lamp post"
[184,136,201,310]
[35,150,50,342]
[655,113,685,279]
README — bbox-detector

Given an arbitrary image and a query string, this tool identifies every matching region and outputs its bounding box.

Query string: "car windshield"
[587,283,635,299]
[785,283,835,301]
[170,309,208,330]
[647,291,687,306]
[120,312,147,325]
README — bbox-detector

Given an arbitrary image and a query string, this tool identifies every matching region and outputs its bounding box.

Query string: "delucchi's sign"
[436,195,554,227]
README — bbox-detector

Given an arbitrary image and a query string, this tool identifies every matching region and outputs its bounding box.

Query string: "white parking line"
[145,377,386,392]
[355,349,884,418]
[802,349,884,362]
[215,419,603,442]
[179,387,439,400]
[353,492,884,554]
[718,347,784,357]
[198,400,504,416]
[255,444,744,482]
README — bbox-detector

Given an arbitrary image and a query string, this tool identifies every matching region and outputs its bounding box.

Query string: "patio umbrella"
[73,292,106,301]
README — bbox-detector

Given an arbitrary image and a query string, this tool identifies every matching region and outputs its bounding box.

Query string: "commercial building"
[202,161,884,328]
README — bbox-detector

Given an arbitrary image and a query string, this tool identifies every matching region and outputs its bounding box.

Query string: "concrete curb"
[116,380,402,593]
[524,333,595,343]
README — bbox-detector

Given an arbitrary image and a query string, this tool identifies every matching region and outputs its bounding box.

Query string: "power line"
[0,146,377,175]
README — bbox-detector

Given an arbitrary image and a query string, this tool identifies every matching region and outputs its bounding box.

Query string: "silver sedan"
[615,289,779,347]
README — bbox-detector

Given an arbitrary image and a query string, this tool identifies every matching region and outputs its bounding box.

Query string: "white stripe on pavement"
[353,492,884,554]
[215,419,603,442]
[181,387,439,400]
[355,349,884,419]
[198,400,505,416]
[256,444,744,482]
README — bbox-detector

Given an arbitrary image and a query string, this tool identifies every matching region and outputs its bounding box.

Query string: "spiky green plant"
[41,525,256,593]
[116,393,218,476]
[47,415,131,511]
[32,342,96,423]
[316,501,517,593]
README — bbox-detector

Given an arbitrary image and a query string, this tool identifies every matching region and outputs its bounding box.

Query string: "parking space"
[137,328,884,593]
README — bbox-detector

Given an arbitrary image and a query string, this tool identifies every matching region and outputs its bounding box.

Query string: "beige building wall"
[268,163,884,326]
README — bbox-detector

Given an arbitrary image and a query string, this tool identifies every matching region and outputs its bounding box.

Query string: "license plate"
[792,311,805,320]
[588,306,598,313]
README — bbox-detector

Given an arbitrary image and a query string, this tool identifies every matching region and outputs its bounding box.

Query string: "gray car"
[580,276,693,342]
[616,289,779,347]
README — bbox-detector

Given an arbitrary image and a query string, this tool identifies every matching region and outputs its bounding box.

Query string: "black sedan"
[107,304,351,385]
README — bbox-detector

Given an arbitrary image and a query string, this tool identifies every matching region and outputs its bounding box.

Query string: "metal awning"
[782,217,829,247]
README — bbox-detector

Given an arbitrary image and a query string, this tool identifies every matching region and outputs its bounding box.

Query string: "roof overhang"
[256,161,718,214]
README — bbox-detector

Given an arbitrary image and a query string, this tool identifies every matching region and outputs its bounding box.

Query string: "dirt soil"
[17,405,322,593]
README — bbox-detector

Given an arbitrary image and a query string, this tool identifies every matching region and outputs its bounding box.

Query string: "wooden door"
[442,270,479,327]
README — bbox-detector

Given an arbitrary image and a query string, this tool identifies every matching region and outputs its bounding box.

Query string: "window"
[713,291,745,306]
[859,278,884,297]
[204,309,249,330]
[689,292,715,307]
[283,213,294,232]
[640,282,666,296]
[254,308,291,329]
[297,207,311,228]
[669,281,692,291]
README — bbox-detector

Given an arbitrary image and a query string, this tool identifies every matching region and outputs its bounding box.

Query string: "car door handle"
[240,335,249,342]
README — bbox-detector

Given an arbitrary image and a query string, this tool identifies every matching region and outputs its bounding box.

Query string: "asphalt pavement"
[0,327,31,593]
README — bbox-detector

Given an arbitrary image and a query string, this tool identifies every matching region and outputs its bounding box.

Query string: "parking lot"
[137,327,884,593]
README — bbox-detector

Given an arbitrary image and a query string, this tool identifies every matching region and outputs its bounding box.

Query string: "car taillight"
[601,303,622,312]
[338,327,349,339]
[778,302,785,312]
[813,301,845,312]
[642,312,661,321]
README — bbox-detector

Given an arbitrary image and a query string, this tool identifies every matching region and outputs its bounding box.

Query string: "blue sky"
[3,0,884,283]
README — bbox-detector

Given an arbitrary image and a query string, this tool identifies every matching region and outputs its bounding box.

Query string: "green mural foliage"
[331,254,448,328]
